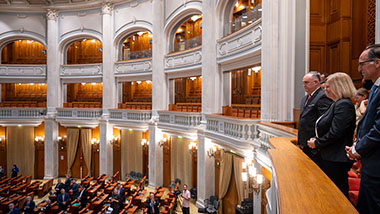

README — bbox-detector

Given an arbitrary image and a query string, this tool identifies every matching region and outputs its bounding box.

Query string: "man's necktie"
[305,94,311,106]
[368,85,378,103]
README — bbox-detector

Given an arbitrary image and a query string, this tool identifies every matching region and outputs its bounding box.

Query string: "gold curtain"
[6,127,35,178]
[218,151,233,214]
[170,137,192,188]
[67,128,80,177]
[120,130,142,180]
[233,155,244,204]
[81,129,92,176]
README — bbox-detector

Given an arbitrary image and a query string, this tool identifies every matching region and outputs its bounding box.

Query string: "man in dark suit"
[57,188,70,211]
[71,179,79,200]
[117,183,126,208]
[22,196,35,214]
[54,178,65,195]
[146,192,159,214]
[8,203,20,214]
[298,71,333,166]
[64,174,71,192]
[78,184,88,208]
[346,44,380,213]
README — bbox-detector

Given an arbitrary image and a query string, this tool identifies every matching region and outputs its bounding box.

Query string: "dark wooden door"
[142,147,149,177]
[0,139,6,175]
[113,143,121,180]
[58,140,67,177]
[223,166,238,214]
[71,141,88,179]
[163,140,171,187]
[34,142,44,179]
[191,152,197,189]
[92,144,99,178]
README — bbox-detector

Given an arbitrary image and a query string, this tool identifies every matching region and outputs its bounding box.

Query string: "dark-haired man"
[346,44,380,213]
[298,71,333,167]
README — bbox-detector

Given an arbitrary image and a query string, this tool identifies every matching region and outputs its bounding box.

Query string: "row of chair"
[0,101,46,108]
[118,103,152,110]
[168,103,202,112]
[63,102,102,108]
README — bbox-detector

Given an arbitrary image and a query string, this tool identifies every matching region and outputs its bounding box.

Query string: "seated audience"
[111,188,121,214]
[8,203,20,214]
[22,196,35,214]
[78,184,88,208]
[11,164,19,178]
[58,188,70,211]
[146,192,159,214]
[307,72,356,198]
[40,199,52,213]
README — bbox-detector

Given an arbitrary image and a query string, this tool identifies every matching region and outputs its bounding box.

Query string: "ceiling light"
[191,15,201,22]
[137,32,144,36]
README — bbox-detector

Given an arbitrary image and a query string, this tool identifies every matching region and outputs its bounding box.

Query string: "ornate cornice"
[46,9,58,21]
[101,2,113,15]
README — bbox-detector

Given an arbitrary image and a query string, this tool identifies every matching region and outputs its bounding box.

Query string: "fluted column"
[148,122,163,187]
[196,132,215,208]
[151,0,167,116]
[202,0,221,117]
[99,3,115,176]
[44,9,59,179]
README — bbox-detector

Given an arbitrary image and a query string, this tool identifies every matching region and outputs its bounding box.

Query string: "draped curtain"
[67,128,79,177]
[170,137,192,188]
[233,155,244,204]
[81,129,92,176]
[6,127,35,178]
[218,151,233,214]
[120,130,143,180]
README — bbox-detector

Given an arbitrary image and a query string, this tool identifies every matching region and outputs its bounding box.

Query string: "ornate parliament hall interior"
[0,0,375,213]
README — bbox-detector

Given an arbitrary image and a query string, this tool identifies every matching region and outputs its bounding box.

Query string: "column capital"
[102,2,113,15]
[46,9,58,21]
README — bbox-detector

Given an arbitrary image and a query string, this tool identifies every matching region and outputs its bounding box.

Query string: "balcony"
[56,108,102,128]
[60,63,102,79]
[0,64,46,81]
[109,109,151,129]
[217,18,262,65]
[157,110,202,132]
[115,58,152,76]
[165,46,202,72]
[0,108,46,126]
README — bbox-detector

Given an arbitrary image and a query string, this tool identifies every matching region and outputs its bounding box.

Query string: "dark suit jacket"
[298,87,333,152]
[356,85,380,177]
[55,183,65,194]
[64,178,71,191]
[57,192,70,205]
[314,98,356,162]
[71,183,79,199]
[8,208,20,214]
[22,200,36,214]
[146,197,159,214]
[118,187,126,205]
[78,188,88,206]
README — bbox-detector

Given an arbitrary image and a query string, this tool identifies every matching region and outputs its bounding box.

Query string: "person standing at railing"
[346,44,380,214]
[11,164,19,178]
[297,72,333,167]
[307,72,356,198]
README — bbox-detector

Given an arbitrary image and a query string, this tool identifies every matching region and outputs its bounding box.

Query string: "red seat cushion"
[349,191,359,205]
[348,177,360,191]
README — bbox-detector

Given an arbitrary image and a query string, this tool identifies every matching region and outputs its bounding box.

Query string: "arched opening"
[66,39,102,64]
[120,31,152,61]
[1,39,46,64]
[172,15,202,52]
[225,0,262,36]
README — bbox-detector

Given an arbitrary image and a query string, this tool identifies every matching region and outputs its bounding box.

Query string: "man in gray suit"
[297,71,333,167]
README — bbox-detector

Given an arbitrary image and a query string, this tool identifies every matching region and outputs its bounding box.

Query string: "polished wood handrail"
[268,137,358,214]
[259,121,298,136]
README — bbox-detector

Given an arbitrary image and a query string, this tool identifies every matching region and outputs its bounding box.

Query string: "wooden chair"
[244,110,251,118]
[238,109,244,118]
[232,109,238,117]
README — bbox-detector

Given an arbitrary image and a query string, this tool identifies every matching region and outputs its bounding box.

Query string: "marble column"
[196,132,215,208]
[99,120,113,176]
[151,0,168,117]
[148,122,163,187]
[202,0,222,118]
[44,9,60,179]
[261,0,297,121]
[222,72,231,106]
[102,2,116,115]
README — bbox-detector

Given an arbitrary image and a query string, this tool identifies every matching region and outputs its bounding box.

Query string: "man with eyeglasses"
[298,71,333,167]
[346,44,380,213]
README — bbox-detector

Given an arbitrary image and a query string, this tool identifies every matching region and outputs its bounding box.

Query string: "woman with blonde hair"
[307,72,356,198]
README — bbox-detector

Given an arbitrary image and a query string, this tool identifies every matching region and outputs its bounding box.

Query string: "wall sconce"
[207,145,217,157]
[188,142,197,154]
[159,137,169,148]
[111,136,120,145]
[91,138,99,145]
[241,160,263,193]
[34,136,44,145]
[141,138,149,151]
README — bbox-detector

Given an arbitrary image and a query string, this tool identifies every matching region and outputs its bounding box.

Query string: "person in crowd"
[111,188,121,214]
[307,72,356,198]
[8,203,20,214]
[40,199,51,213]
[181,184,191,214]
[11,164,19,178]
[117,183,126,208]
[354,88,369,135]
[298,71,333,167]
[0,165,4,178]
[22,195,36,214]
[64,174,71,192]
[320,72,329,90]
[78,184,88,209]
[346,44,380,213]
[146,192,159,214]
[71,178,79,199]
[54,178,65,195]
[57,188,70,211]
